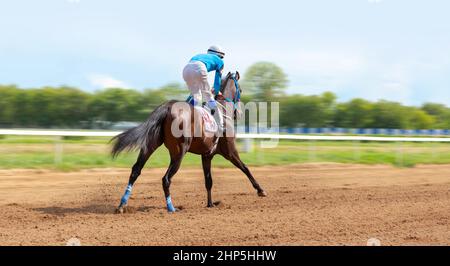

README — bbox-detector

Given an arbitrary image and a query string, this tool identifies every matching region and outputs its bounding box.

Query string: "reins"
[219,73,241,110]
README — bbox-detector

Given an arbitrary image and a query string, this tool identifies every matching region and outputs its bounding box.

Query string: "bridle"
[220,72,241,110]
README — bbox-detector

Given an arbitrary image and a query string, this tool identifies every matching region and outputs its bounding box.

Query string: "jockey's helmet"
[207,45,225,59]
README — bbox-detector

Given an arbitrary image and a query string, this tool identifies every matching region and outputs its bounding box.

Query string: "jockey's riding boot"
[208,100,225,134]
[212,107,225,134]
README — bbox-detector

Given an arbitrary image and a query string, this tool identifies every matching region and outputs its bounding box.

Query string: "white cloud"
[368,0,383,4]
[375,64,412,102]
[88,74,130,89]
[288,50,365,76]
[325,61,419,104]
[227,46,365,79]
[225,45,368,96]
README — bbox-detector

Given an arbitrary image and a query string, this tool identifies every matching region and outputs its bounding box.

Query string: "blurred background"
[0,0,449,170]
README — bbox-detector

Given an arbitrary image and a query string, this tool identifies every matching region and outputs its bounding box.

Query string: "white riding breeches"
[183,61,224,131]
[183,61,215,106]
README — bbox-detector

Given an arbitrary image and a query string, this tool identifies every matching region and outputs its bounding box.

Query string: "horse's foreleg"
[116,149,152,213]
[227,152,267,197]
[201,155,214,207]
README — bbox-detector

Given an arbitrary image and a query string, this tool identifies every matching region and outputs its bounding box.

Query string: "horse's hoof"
[115,206,126,214]
[168,208,180,213]
[257,190,267,197]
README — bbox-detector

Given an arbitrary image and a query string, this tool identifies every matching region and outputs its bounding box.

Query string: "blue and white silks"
[190,53,224,95]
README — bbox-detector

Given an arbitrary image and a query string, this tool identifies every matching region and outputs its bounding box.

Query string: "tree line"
[0,62,449,129]
[243,62,449,129]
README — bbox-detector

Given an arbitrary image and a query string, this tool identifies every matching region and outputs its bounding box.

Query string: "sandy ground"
[0,163,449,246]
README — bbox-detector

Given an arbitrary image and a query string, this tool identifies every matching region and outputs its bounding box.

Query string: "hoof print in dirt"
[213,201,224,207]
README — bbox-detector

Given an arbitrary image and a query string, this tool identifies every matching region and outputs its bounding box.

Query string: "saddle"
[195,106,218,133]
[186,95,218,133]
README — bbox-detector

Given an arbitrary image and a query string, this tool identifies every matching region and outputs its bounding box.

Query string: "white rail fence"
[1,129,450,142]
[1,129,449,165]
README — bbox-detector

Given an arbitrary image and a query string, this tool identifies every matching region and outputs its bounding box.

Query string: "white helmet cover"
[207,45,225,58]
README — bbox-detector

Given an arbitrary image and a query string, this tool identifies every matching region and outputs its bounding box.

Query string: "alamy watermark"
[169,101,280,148]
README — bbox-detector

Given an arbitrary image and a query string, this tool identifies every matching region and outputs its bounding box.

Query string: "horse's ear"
[235,71,240,80]
[227,71,231,77]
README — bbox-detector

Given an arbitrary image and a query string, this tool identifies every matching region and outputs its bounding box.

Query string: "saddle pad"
[194,106,218,133]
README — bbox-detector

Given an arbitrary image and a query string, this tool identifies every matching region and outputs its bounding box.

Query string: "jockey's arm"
[213,67,223,95]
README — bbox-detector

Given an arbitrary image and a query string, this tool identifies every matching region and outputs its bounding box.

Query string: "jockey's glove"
[207,100,217,109]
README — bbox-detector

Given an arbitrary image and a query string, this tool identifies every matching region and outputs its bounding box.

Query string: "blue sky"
[0,0,449,105]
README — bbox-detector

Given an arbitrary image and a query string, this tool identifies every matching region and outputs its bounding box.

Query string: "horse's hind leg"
[116,149,152,214]
[201,155,214,207]
[162,148,187,213]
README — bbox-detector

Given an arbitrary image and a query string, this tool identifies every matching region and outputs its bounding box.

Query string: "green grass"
[0,136,449,170]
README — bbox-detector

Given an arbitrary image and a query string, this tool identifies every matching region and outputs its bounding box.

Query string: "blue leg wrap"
[120,184,133,206]
[166,196,176,212]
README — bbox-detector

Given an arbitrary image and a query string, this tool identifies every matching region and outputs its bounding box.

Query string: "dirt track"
[0,164,449,246]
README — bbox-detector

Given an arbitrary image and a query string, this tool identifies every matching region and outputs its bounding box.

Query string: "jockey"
[183,45,225,131]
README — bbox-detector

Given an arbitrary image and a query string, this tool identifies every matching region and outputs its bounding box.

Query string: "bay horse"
[111,72,266,213]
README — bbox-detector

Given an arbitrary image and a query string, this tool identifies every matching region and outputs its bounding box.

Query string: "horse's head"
[219,71,242,120]
[220,71,241,104]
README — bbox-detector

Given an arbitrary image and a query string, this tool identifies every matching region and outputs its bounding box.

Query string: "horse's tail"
[110,100,175,158]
